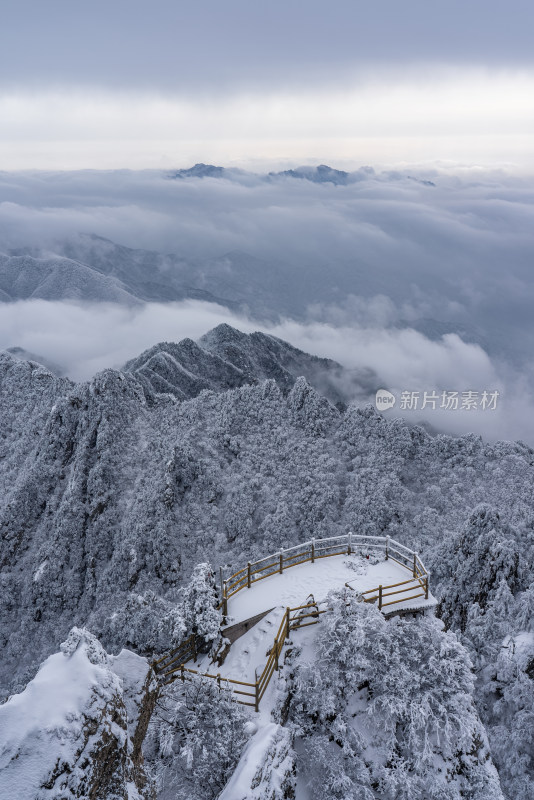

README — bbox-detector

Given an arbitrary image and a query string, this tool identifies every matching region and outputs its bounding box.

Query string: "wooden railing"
[153,597,327,710]
[255,599,327,709]
[355,540,430,610]
[152,633,199,677]
[219,532,429,615]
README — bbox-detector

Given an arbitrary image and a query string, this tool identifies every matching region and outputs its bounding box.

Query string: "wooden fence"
[219,532,429,615]
[356,542,429,610]
[154,597,327,711]
[153,533,430,710]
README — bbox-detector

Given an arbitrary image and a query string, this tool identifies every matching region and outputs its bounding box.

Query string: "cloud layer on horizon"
[1,167,533,445]
[1,167,532,364]
[1,71,533,169]
[3,2,531,169]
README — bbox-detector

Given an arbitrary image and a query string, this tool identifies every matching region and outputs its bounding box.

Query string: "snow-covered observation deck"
[154,534,437,710]
[221,533,436,621]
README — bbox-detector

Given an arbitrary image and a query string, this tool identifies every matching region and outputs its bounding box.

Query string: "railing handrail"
[157,600,328,709]
[157,573,429,709]
[221,532,427,612]
[237,532,398,569]
[387,536,414,553]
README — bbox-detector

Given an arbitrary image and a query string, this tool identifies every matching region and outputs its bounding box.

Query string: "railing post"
[247,561,251,588]
[425,573,429,599]
[378,585,383,610]
[219,565,224,603]
[223,580,228,617]
[279,549,284,574]
[385,536,389,560]
[217,672,221,689]
[180,663,185,683]
[274,638,279,671]
[311,538,315,563]
[347,531,352,555]
[255,677,259,712]
[192,635,197,662]
[413,552,417,578]
[285,607,290,637]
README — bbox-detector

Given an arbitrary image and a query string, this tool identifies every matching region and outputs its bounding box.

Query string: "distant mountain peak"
[271,164,350,185]
[166,163,370,186]
[168,163,229,179]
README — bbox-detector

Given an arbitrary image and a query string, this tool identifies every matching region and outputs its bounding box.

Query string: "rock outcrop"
[0,628,157,800]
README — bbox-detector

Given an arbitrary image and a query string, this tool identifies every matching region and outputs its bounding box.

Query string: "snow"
[185,553,436,699]
[0,635,150,799]
[112,648,151,744]
[0,641,110,800]
[113,647,150,691]
[186,554,433,687]
[227,553,436,625]
[218,722,281,800]
[503,630,534,670]
[211,548,441,800]
[205,607,284,686]
[32,560,48,582]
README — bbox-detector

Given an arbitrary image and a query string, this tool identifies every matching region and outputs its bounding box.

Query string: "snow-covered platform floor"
[227,553,436,625]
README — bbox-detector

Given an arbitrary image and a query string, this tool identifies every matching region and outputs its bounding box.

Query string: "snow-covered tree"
[283,590,503,800]
[434,504,522,632]
[147,676,249,800]
[179,562,222,648]
[3,337,534,797]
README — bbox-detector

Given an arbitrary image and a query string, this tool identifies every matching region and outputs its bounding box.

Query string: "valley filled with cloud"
[1,165,533,443]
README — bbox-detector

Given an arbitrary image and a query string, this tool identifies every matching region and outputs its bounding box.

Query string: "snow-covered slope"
[1,230,455,330]
[53,233,309,319]
[6,346,64,376]
[147,574,502,800]
[280,593,504,800]
[0,337,533,695]
[0,628,155,799]
[0,252,141,304]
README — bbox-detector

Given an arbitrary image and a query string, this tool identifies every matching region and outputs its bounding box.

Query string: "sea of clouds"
[0,166,533,444]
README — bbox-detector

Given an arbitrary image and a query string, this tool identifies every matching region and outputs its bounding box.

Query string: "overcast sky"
[2,0,533,169]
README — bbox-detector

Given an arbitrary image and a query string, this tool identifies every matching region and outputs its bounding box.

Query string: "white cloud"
[1,69,533,169]
[1,166,533,445]
[1,298,532,445]
[1,167,532,367]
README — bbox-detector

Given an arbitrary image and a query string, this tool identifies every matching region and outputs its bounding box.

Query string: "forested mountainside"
[1,228,454,331]
[1,326,534,798]
[124,323,375,406]
[0,251,141,304]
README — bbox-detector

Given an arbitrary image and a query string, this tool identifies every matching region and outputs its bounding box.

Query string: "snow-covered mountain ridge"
[0,240,237,308]
[0,231,467,343]
[1,325,533,798]
[124,323,374,406]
